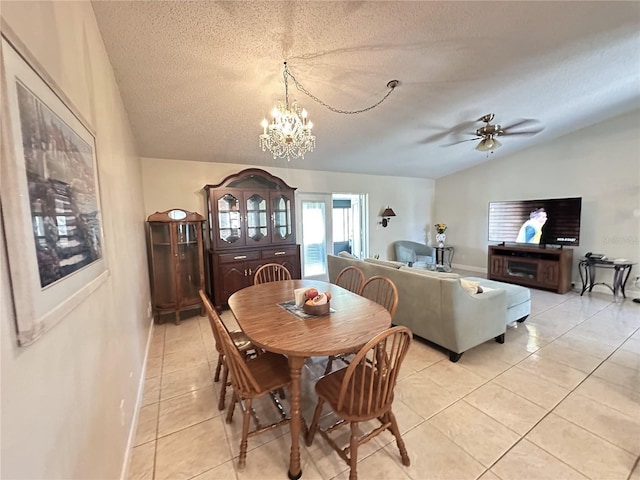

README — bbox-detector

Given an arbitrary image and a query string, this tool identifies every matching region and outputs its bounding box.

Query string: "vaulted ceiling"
[92,1,640,179]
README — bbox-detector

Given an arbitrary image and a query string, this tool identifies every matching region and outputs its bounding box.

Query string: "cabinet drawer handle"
[244,268,248,276]
[234,255,247,260]
[274,251,286,256]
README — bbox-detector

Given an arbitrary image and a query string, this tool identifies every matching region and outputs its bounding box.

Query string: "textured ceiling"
[92,1,640,179]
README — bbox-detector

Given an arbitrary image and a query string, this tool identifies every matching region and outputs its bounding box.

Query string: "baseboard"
[119,316,155,480]
[452,263,487,274]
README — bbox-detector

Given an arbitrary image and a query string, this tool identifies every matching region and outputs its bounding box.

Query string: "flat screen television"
[488,197,581,246]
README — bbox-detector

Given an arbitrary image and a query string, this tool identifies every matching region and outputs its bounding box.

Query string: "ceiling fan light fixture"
[476,136,501,152]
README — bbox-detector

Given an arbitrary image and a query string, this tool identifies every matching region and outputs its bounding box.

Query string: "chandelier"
[260,62,399,162]
[260,63,315,161]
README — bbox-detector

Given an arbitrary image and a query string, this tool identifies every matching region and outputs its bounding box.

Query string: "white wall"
[435,109,640,287]
[141,159,435,260]
[1,2,151,478]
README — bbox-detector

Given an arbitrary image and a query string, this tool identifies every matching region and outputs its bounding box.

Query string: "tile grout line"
[424,296,634,478]
[480,322,640,479]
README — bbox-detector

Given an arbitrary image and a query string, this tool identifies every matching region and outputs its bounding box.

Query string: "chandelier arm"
[285,68,398,115]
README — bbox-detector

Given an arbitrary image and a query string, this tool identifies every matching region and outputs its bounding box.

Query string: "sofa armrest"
[446,287,507,353]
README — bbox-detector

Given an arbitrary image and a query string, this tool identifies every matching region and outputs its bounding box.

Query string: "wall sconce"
[379,207,396,227]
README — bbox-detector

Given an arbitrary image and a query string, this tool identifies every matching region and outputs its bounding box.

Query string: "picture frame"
[1,32,108,346]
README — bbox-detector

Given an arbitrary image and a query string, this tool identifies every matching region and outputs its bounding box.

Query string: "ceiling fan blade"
[418,120,478,144]
[501,118,539,130]
[441,137,481,147]
[500,127,545,136]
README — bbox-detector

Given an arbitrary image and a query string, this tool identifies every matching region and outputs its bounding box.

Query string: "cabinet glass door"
[176,224,201,301]
[246,193,268,243]
[217,194,242,245]
[272,193,293,242]
[150,223,176,307]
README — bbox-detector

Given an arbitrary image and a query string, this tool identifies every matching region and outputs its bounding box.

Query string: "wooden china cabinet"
[147,209,206,324]
[204,169,301,310]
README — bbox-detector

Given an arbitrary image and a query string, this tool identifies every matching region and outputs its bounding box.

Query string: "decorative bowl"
[303,301,330,316]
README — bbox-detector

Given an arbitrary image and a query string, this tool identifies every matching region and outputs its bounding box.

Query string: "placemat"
[278,300,335,320]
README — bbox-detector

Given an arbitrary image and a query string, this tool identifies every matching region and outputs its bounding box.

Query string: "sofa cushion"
[338,251,360,260]
[399,265,460,279]
[364,258,404,269]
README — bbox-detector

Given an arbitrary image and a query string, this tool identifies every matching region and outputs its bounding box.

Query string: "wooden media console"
[488,244,573,294]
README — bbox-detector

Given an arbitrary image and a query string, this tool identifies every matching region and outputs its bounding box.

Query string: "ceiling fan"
[445,113,544,153]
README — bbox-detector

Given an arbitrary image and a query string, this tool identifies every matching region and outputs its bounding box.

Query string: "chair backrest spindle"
[359,276,399,319]
[253,263,292,284]
[336,326,411,415]
[335,266,365,294]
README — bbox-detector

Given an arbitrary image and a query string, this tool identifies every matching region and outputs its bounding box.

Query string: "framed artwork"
[1,33,108,346]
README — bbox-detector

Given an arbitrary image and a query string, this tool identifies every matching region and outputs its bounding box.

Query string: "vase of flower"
[435,223,447,248]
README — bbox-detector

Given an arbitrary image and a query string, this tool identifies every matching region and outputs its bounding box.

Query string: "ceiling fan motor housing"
[477,124,503,136]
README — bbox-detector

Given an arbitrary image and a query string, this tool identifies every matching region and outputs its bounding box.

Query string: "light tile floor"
[129,289,640,480]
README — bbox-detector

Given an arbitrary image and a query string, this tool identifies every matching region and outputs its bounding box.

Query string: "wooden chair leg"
[214,354,223,382]
[324,356,334,375]
[305,398,325,446]
[218,363,229,411]
[238,397,252,470]
[387,410,410,466]
[226,391,237,424]
[349,421,359,480]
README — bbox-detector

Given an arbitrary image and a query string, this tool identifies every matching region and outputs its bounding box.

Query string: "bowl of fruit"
[302,288,332,316]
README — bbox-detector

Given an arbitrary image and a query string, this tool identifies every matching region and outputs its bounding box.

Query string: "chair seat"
[316,365,390,421]
[246,352,291,394]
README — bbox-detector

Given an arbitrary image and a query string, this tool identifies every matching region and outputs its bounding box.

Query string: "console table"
[578,258,634,300]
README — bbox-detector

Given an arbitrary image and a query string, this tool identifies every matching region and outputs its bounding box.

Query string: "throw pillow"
[338,251,360,260]
[460,278,483,295]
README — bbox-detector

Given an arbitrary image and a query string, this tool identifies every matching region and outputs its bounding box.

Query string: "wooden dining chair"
[324,266,367,374]
[359,275,399,319]
[325,270,395,375]
[335,266,365,293]
[306,326,413,480]
[253,263,292,284]
[199,290,255,411]
[208,298,292,470]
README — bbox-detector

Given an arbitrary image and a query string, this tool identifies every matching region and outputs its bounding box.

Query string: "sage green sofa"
[328,254,509,362]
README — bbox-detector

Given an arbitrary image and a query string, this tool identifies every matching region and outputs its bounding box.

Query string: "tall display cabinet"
[204,169,301,310]
[147,209,206,324]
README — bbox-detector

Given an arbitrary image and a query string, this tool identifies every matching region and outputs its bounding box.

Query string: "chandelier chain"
[284,63,397,115]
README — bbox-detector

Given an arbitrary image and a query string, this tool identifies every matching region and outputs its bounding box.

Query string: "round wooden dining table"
[228,279,391,479]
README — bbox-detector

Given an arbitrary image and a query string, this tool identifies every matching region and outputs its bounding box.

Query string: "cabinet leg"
[174,310,181,325]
